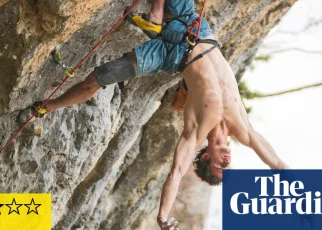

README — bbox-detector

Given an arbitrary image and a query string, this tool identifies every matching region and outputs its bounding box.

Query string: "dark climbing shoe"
[124,7,162,39]
[17,101,47,125]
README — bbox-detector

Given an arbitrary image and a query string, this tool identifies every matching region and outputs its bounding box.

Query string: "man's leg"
[48,1,167,113]
[47,35,167,114]
[46,52,137,113]
[17,53,137,124]
[45,72,100,113]
[18,36,166,125]
[46,53,137,114]
[150,0,165,24]
[125,0,165,39]
[49,0,168,113]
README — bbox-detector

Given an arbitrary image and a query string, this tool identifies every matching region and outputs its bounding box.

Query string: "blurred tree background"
[239,18,322,114]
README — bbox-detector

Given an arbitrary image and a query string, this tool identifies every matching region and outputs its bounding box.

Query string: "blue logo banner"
[223,170,322,230]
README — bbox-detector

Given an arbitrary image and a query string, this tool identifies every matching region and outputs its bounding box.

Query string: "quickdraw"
[51,49,75,78]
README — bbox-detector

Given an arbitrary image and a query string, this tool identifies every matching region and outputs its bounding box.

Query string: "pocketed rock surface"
[0,0,296,229]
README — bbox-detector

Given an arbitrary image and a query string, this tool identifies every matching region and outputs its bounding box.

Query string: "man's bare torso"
[182,36,246,145]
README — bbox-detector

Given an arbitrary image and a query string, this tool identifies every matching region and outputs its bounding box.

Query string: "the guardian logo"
[223,170,322,230]
[230,174,322,215]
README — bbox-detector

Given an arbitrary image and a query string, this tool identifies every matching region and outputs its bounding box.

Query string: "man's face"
[201,144,231,180]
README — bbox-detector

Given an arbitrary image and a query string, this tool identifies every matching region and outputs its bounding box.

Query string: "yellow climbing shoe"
[125,7,162,39]
[16,101,47,125]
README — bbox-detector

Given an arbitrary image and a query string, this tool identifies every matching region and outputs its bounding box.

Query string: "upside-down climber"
[17,0,289,229]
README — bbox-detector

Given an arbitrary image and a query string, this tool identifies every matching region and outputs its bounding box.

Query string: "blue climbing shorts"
[134,0,213,76]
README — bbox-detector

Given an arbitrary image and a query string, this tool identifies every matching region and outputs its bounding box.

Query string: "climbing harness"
[163,0,221,72]
[178,39,220,72]
[0,0,142,153]
[177,0,221,72]
[166,0,220,111]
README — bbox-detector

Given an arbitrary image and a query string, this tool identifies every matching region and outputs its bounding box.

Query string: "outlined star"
[6,198,23,215]
[24,198,41,215]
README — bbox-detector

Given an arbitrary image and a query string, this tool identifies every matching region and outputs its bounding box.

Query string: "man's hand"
[157,216,179,230]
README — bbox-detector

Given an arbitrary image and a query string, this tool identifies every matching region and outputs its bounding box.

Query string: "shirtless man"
[18,0,289,229]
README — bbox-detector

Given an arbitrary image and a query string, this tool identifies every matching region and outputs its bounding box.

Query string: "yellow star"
[6,198,23,215]
[24,198,41,215]
[0,204,3,215]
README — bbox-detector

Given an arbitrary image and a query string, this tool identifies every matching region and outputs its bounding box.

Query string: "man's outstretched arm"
[157,126,197,228]
[234,102,289,169]
[244,129,289,169]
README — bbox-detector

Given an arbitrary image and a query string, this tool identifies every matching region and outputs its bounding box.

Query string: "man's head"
[193,144,231,186]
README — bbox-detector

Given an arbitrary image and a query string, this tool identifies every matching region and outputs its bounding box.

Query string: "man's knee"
[94,52,137,87]
[82,72,101,93]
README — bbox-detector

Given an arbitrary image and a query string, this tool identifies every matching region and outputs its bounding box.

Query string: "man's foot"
[124,7,162,39]
[17,101,47,125]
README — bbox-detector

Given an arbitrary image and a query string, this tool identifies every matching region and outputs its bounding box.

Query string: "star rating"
[0,194,50,229]
[0,198,42,215]
[24,198,41,215]
[6,198,23,215]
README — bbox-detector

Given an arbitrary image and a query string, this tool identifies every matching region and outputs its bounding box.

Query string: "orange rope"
[186,0,207,40]
[0,0,142,153]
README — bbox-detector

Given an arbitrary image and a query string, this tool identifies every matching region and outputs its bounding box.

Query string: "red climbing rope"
[0,0,142,153]
[186,0,207,44]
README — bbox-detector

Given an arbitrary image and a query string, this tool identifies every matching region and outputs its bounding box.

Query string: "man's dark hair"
[193,147,222,186]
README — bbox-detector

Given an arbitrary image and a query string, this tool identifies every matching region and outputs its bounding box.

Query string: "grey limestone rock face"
[0,0,297,229]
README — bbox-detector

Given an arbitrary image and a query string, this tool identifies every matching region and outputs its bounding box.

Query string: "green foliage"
[245,106,252,114]
[239,81,263,100]
[254,55,271,62]
[248,55,271,72]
